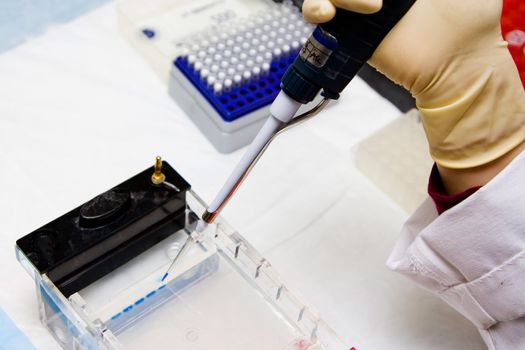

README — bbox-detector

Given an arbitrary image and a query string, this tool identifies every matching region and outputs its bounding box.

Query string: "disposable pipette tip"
[160,219,208,284]
[196,219,208,233]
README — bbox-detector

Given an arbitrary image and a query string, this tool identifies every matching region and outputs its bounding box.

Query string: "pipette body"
[163,0,417,279]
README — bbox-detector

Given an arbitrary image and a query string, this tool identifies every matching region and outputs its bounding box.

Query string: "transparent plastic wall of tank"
[15,190,349,350]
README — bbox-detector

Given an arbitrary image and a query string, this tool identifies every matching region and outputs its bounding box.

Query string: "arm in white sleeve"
[387,149,525,350]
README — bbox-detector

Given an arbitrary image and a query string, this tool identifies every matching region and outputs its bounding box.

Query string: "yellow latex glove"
[303,0,525,188]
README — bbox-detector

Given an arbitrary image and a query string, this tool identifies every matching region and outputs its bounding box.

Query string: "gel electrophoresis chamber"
[15,161,348,350]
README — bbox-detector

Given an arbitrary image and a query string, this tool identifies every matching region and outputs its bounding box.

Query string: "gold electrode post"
[151,156,166,185]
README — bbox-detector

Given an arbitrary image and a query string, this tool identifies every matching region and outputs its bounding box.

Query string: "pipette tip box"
[117,0,313,152]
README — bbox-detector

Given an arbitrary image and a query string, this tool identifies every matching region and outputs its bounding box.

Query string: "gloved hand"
[303,0,525,194]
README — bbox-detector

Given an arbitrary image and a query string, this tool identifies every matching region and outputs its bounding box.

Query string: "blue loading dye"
[158,285,166,290]
[142,28,155,39]
[161,272,168,282]
[174,50,299,123]
[109,288,161,322]
[123,305,133,313]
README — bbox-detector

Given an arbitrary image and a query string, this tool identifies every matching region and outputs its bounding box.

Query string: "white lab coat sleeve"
[386,150,525,350]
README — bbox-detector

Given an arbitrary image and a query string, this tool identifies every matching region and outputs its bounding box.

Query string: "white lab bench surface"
[0,3,485,349]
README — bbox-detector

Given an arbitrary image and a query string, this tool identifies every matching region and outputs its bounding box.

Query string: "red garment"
[427,164,482,214]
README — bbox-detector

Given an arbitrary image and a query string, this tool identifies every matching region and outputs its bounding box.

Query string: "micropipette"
[162,0,417,282]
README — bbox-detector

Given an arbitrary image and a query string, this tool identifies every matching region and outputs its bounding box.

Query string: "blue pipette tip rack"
[175,51,299,122]
[167,0,312,152]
